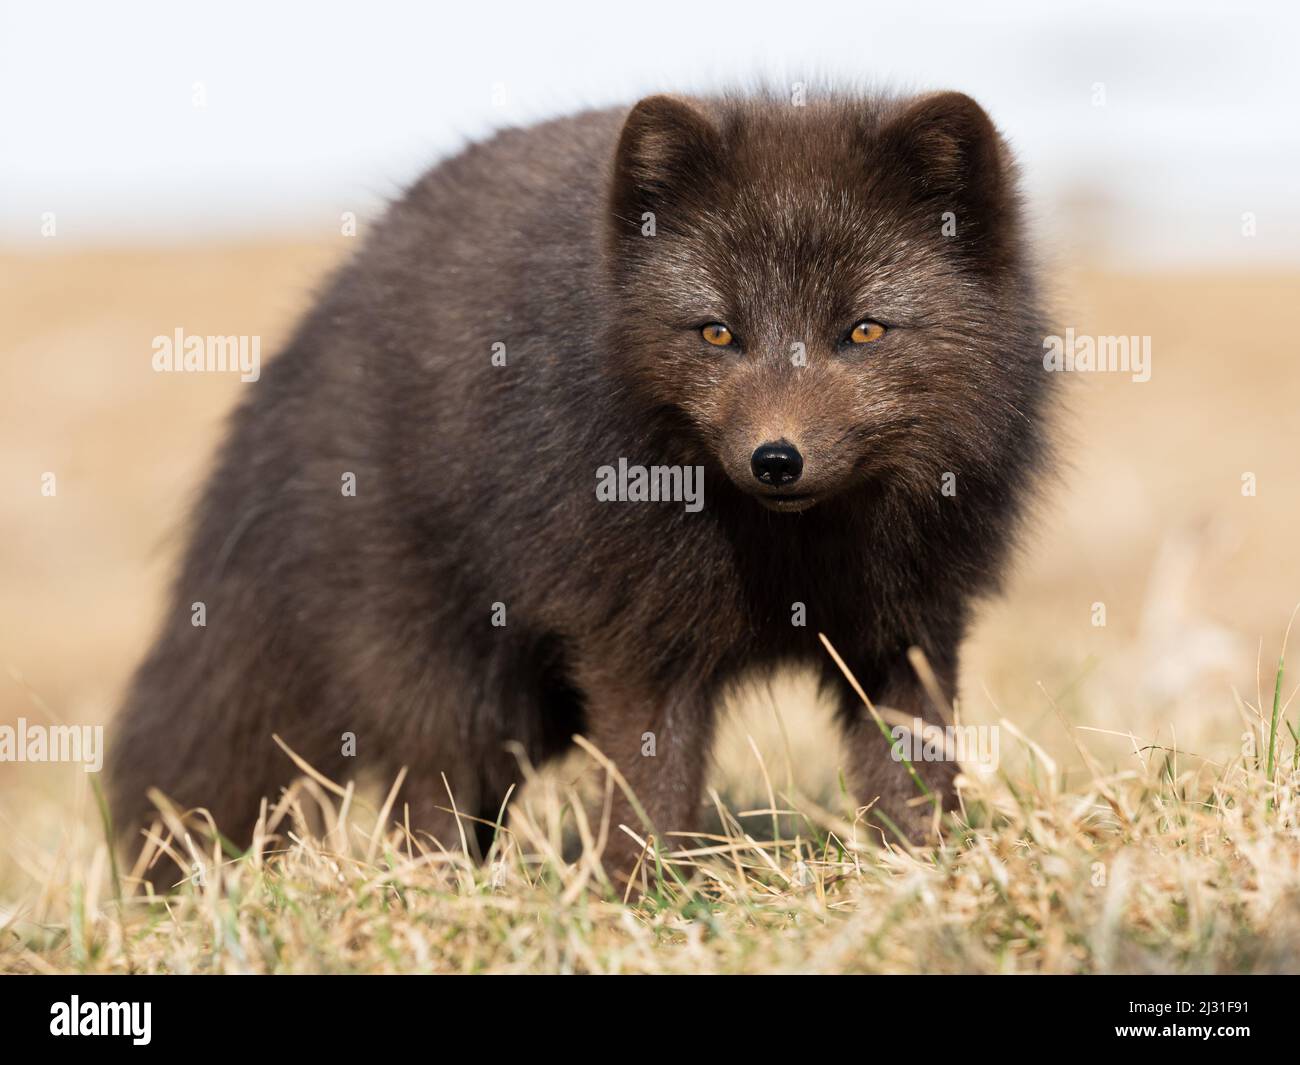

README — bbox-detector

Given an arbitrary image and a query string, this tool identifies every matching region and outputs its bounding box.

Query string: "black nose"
[750,442,803,486]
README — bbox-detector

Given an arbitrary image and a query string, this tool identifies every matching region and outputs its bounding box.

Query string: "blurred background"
[2,0,1299,845]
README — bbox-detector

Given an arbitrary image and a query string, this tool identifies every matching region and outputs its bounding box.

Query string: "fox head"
[603,90,1048,513]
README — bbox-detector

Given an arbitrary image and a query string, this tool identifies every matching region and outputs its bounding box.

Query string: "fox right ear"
[876,92,1015,267]
[609,95,719,237]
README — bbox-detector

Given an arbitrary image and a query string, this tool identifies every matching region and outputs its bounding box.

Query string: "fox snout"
[707,364,862,510]
[750,441,803,486]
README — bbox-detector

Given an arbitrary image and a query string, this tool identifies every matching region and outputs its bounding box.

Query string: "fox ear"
[877,92,1014,262]
[610,95,719,237]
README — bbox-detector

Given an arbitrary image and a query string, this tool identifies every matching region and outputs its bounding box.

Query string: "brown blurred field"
[3,242,1300,973]
[1,243,1298,878]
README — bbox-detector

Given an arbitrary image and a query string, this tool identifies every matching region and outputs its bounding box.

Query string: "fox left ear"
[609,94,720,241]
[877,92,1015,264]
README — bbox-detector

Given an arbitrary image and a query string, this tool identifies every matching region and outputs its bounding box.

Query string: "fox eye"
[701,323,734,347]
[849,320,887,344]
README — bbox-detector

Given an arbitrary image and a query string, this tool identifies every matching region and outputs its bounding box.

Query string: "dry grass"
[3,640,1299,975]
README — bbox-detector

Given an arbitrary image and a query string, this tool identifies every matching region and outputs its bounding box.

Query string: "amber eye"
[849,320,887,344]
[701,323,734,347]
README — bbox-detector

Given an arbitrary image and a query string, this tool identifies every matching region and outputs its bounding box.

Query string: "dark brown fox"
[109,89,1053,881]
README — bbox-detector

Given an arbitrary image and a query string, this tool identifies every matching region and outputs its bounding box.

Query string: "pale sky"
[2,0,1296,266]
